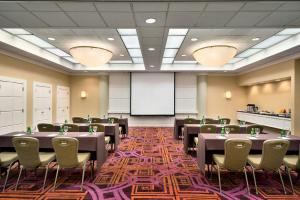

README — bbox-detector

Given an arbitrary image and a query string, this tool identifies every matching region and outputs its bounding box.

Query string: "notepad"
[14,133,26,136]
[48,134,58,137]
[216,135,226,139]
[80,134,88,136]
[248,136,257,140]
[278,136,289,140]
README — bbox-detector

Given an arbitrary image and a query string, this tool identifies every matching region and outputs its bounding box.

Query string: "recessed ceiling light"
[48,37,55,41]
[252,37,260,41]
[181,54,186,57]
[120,54,124,57]
[107,37,114,41]
[145,18,156,24]
[148,47,155,51]
[149,65,155,68]
[191,38,198,42]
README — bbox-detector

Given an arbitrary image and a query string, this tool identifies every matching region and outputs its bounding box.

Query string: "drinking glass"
[255,128,260,137]
[93,126,97,133]
[225,127,230,136]
[286,129,291,137]
[63,126,68,133]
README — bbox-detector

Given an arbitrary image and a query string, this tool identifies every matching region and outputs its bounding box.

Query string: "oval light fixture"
[69,46,112,67]
[193,45,237,67]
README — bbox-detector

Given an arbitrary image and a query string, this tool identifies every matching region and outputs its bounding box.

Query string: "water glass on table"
[93,126,98,133]
[255,128,260,137]
[225,127,230,136]
[63,126,68,134]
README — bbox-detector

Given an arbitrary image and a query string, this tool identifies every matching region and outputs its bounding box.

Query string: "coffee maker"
[247,104,258,113]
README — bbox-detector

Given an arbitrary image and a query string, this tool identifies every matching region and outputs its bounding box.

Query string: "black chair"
[72,117,87,123]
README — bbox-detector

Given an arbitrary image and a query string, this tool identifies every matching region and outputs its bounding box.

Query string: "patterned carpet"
[0,127,300,199]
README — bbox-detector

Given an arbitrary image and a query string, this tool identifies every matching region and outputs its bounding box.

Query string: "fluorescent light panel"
[165,36,185,48]
[128,49,142,57]
[162,58,174,64]
[109,60,132,64]
[120,35,140,49]
[277,28,300,35]
[3,28,31,35]
[163,49,178,58]
[253,35,289,49]
[47,48,70,57]
[132,57,144,64]
[173,60,197,64]
[168,29,188,36]
[117,29,137,36]
[19,35,54,48]
[237,49,262,58]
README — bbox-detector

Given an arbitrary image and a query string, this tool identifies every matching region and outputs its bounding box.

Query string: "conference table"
[0,131,107,172]
[54,123,120,150]
[196,133,300,174]
[91,118,129,136]
[174,118,201,139]
[183,124,247,154]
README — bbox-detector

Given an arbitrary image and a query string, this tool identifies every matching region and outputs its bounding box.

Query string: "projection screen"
[130,73,175,116]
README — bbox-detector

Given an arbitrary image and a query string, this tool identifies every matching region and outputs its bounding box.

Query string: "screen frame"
[130,72,176,116]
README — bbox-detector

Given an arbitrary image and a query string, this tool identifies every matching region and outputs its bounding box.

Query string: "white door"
[56,86,70,123]
[0,76,26,135]
[33,82,52,130]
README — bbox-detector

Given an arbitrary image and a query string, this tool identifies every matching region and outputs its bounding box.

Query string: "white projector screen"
[130,73,175,116]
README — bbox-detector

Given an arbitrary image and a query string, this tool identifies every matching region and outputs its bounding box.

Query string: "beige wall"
[0,53,70,126]
[206,76,247,123]
[70,76,101,117]
[238,60,294,86]
[246,80,291,112]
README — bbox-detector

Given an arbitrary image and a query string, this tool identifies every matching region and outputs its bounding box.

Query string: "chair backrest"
[52,137,79,168]
[37,123,54,132]
[72,117,87,123]
[200,125,217,133]
[246,124,264,134]
[91,117,102,123]
[183,118,198,124]
[259,139,290,170]
[224,139,252,171]
[12,137,41,169]
[224,125,240,133]
[63,124,79,132]
[219,118,231,125]
[108,117,119,123]
[90,124,105,132]
[205,118,218,124]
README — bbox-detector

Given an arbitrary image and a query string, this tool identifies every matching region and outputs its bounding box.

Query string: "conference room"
[0,0,300,199]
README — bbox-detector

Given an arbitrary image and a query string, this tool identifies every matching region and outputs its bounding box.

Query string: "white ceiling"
[0,1,300,72]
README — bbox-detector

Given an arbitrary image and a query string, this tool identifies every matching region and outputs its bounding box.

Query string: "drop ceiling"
[0,1,300,73]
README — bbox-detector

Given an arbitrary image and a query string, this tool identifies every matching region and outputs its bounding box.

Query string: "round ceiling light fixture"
[145,18,156,24]
[252,37,260,41]
[191,38,198,42]
[193,45,237,67]
[69,46,112,67]
[148,47,155,51]
[48,37,55,41]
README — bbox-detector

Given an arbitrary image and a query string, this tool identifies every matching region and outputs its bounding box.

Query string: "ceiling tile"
[132,2,168,12]
[139,27,165,38]
[95,2,131,12]
[0,11,47,27]
[67,12,106,27]
[57,2,96,12]
[0,15,18,27]
[101,12,135,28]
[166,12,201,27]
[278,2,300,11]
[20,2,61,11]
[0,2,26,11]
[206,2,244,11]
[241,2,283,11]
[227,12,271,27]
[33,12,77,27]
[142,37,163,46]
[197,12,236,27]
[135,12,166,27]
[169,2,206,12]
[258,11,300,27]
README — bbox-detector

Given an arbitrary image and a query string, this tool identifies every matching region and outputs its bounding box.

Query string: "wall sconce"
[81,91,87,99]
[225,91,232,100]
